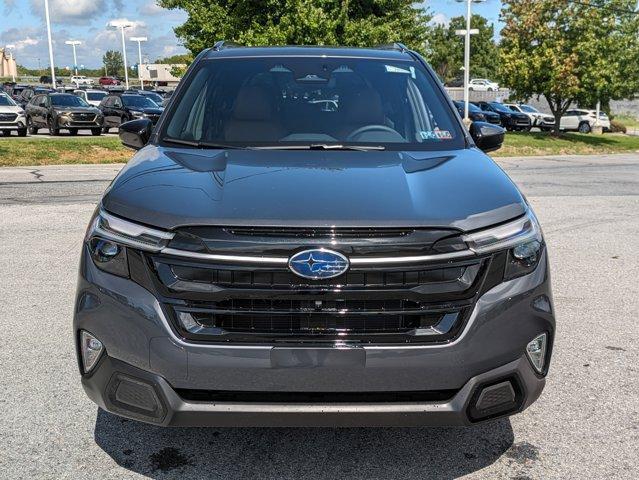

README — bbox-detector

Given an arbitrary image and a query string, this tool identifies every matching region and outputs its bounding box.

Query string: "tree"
[500,0,639,135]
[426,14,499,84]
[103,50,124,77]
[155,53,192,64]
[157,0,431,55]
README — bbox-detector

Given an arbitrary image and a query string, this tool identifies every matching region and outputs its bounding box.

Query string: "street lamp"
[455,0,485,124]
[5,44,15,82]
[64,40,81,75]
[130,36,147,89]
[108,20,133,89]
[44,0,56,86]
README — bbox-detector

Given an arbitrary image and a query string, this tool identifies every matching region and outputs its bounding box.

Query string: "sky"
[0,0,503,70]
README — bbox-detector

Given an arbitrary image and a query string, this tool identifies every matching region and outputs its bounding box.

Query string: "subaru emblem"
[288,249,349,280]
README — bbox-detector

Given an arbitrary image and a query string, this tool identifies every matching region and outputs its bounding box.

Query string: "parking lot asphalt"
[0,153,638,479]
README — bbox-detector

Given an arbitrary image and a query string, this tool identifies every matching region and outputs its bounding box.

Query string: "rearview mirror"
[119,119,153,150]
[469,121,505,153]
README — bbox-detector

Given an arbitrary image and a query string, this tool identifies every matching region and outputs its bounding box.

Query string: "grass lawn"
[1,132,638,167]
[494,131,639,157]
[614,114,639,130]
[0,136,132,167]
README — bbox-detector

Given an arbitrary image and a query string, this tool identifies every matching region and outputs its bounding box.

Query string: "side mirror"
[119,119,153,150]
[469,121,505,153]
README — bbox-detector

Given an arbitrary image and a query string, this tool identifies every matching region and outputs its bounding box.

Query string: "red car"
[98,76,121,86]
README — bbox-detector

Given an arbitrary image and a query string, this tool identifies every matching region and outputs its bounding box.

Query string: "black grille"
[168,262,468,288]
[177,389,458,403]
[70,112,96,121]
[126,228,504,345]
[0,113,17,123]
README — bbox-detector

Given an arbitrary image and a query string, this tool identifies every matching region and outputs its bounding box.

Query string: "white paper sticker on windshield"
[385,65,411,74]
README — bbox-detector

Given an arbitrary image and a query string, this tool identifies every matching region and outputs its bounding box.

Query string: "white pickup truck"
[70,75,95,87]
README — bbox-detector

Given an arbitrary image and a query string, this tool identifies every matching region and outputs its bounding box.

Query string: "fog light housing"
[526,333,548,373]
[80,330,104,373]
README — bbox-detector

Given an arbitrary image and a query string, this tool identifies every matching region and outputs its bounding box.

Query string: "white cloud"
[429,13,450,27]
[138,1,164,16]
[30,0,109,25]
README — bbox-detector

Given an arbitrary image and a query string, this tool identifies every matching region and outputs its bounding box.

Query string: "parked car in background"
[560,109,610,133]
[74,89,108,107]
[99,76,121,86]
[70,75,95,87]
[445,77,464,88]
[39,75,63,86]
[99,93,163,133]
[8,84,29,101]
[25,92,103,136]
[17,87,53,108]
[124,89,164,106]
[469,79,499,92]
[474,101,531,131]
[0,92,27,136]
[452,100,486,122]
[505,104,555,131]
[454,100,501,125]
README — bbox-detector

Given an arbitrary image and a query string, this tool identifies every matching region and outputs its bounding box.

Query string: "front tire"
[69,128,78,136]
[18,128,27,137]
[48,117,59,136]
[27,117,38,135]
[578,122,591,134]
[91,128,102,136]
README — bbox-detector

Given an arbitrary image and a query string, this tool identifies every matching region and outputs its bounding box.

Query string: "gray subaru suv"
[75,43,554,427]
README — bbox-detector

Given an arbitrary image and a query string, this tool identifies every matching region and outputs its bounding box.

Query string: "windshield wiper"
[254,144,386,151]
[163,137,247,149]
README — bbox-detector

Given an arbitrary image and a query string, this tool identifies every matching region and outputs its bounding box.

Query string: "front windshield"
[489,102,512,113]
[51,95,90,107]
[122,95,158,109]
[163,57,464,150]
[87,92,107,101]
[0,94,17,106]
[143,92,163,104]
[520,105,538,113]
[455,101,482,113]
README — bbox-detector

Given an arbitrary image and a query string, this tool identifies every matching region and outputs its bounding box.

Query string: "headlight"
[85,209,174,277]
[130,110,144,117]
[463,210,544,280]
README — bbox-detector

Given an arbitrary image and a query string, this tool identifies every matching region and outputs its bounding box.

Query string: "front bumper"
[82,353,544,427]
[0,119,26,130]
[57,115,103,128]
[75,248,555,427]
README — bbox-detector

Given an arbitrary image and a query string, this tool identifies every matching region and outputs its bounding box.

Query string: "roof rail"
[213,40,241,51]
[376,43,409,53]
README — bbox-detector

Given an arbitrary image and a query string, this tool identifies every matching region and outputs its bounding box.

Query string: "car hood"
[0,106,24,114]
[102,146,526,232]
[133,107,163,115]
[54,106,100,113]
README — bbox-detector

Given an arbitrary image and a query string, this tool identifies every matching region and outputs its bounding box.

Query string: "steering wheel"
[346,124,401,141]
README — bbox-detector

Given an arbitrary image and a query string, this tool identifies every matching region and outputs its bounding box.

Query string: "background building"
[139,64,185,87]
[0,48,18,79]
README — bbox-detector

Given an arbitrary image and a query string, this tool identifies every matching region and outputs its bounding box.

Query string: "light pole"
[130,36,147,89]
[44,0,56,86]
[108,20,132,89]
[5,44,16,82]
[455,0,484,124]
[65,40,81,75]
